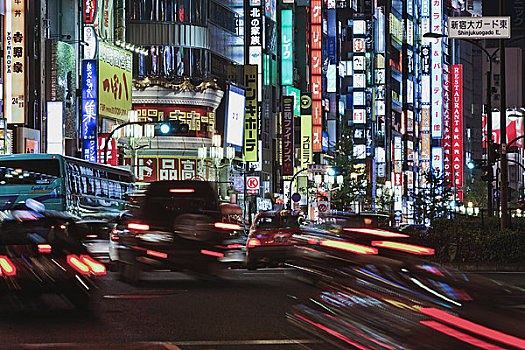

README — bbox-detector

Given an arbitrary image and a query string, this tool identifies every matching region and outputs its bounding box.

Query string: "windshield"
[256,215,301,229]
[0,159,60,185]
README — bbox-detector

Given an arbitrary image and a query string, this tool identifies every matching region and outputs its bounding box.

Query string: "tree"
[463,174,487,209]
[326,129,370,211]
[412,170,454,225]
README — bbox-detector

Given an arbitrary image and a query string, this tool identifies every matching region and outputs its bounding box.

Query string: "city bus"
[0,154,134,220]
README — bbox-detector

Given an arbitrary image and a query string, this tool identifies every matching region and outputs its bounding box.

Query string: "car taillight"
[86,234,98,238]
[371,241,435,255]
[127,223,150,231]
[247,238,261,248]
[0,256,16,276]
[111,228,119,240]
[319,239,378,255]
[169,188,195,193]
[38,244,52,254]
[67,255,106,275]
[226,244,244,249]
[214,222,242,230]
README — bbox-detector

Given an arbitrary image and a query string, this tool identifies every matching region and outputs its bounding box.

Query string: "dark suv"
[113,180,242,284]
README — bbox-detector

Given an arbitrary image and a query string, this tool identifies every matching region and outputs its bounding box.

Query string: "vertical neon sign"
[281,10,293,86]
[82,60,98,162]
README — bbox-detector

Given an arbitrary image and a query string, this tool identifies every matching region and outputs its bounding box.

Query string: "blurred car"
[399,223,432,237]
[286,226,525,349]
[70,219,116,266]
[0,201,106,310]
[316,211,396,233]
[112,180,243,284]
[245,210,308,270]
[218,203,248,267]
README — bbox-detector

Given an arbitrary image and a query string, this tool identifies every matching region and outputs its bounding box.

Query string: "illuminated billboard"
[281,10,293,86]
[82,59,98,162]
[451,64,463,188]
[225,85,246,149]
[98,42,132,120]
[282,96,294,176]
[4,0,26,124]
[244,65,258,162]
[431,0,443,139]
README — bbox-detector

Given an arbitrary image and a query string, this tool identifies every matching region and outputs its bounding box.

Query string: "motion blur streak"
[146,250,168,258]
[80,255,106,275]
[200,249,224,258]
[343,228,409,238]
[169,188,195,193]
[319,240,378,254]
[214,222,242,230]
[67,255,90,274]
[354,268,409,291]
[127,223,150,231]
[0,256,16,275]
[371,241,435,255]
[420,307,525,349]
[410,278,461,307]
[247,238,261,247]
[37,244,52,253]
[325,314,396,350]
[420,321,505,350]
[293,313,372,350]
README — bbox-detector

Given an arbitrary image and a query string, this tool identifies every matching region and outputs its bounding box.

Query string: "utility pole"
[499,0,509,229]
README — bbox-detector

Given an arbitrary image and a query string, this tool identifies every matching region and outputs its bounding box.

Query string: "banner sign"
[282,96,294,176]
[244,65,259,162]
[311,0,323,152]
[98,42,132,120]
[4,0,25,124]
[98,134,117,165]
[134,105,215,136]
[82,60,98,162]
[431,0,443,139]
[451,64,464,188]
[301,115,312,169]
[281,10,293,85]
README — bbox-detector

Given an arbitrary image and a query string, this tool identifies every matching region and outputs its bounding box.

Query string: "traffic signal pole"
[499,0,509,229]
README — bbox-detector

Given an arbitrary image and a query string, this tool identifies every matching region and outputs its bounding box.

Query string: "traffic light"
[467,159,484,170]
[154,120,189,136]
[481,164,493,182]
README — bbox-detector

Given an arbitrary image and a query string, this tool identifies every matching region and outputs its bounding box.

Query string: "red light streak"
[214,222,242,230]
[146,250,168,259]
[169,188,195,193]
[128,223,150,231]
[200,249,224,258]
[420,321,505,350]
[38,244,52,254]
[0,256,16,276]
[293,314,372,350]
[319,239,378,255]
[371,241,435,255]
[420,308,525,349]
[343,228,409,238]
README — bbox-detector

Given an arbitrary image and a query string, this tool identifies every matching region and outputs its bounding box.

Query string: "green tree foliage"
[463,174,487,209]
[326,129,369,211]
[412,170,453,225]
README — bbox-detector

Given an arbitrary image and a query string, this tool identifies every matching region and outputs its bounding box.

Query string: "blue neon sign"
[81,60,98,162]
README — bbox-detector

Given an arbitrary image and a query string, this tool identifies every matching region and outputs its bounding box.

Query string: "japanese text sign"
[449,17,511,39]
[4,0,25,124]
[244,65,259,162]
[282,96,294,176]
[281,10,294,86]
[98,42,132,120]
[82,60,98,163]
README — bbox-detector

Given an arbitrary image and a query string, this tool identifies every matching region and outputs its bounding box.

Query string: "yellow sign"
[98,42,132,120]
[301,114,312,169]
[244,65,258,162]
[4,0,26,124]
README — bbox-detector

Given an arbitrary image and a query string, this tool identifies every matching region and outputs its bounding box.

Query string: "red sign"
[312,126,322,152]
[282,96,295,176]
[97,135,117,166]
[311,50,322,76]
[311,75,322,101]
[311,0,322,24]
[451,64,463,188]
[311,25,322,50]
[246,176,260,194]
[312,101,323,125]
[84,0,97,24]
[134,157,197,182]
[442,69,452,183]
